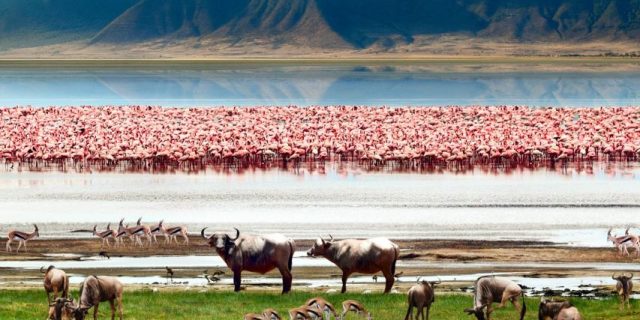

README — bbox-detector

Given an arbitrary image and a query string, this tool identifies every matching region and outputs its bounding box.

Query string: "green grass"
[0,289,638,319]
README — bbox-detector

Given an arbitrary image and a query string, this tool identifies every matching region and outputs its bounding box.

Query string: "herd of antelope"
[88,218,189,248]
[3,225,637,319]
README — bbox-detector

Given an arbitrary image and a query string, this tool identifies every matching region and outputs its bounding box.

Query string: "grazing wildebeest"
[67,275,124,320]
[6,224,39,252]
[48,297,75,320]
[613,273,634,309]
[42,265,69,304]
[201,227,295,293]
[306,235,399,293]
[404,278,440,320]
[538,298,582,320]
[463,276,526,320]
[305,297,338,319]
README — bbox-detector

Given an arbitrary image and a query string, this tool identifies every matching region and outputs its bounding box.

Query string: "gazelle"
[135,217,154,246]
[625,227,640,257]
[92,223,116,248]
[607,228,638,256]
[340,300,372,320]
[6,224,39,252]
[117,218,144,247]
[157,220,189,245]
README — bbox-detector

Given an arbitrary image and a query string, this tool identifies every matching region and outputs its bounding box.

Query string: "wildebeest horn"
[200,227,209,239]
[320,237,326,245]
[40,266,46,273]
[232,228,240,240]
[328,234,334,241]
[432,277,442,285]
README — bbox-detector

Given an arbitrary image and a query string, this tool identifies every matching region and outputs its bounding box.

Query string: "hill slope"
[1,0,640,56]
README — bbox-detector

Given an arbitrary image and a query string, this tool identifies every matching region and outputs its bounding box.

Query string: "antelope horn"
[608,228,612,236]
[232,228,240,241]
[200,227,209,239]
[136,217,142,225]
[119,218,124,226]
[106,223,111,230]
[33,224,38,231]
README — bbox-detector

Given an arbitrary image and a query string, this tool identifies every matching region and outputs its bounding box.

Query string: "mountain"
[1,0,640,56]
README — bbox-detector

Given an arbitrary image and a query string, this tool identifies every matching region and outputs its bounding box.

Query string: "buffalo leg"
[93,303,99,320]
[277,265,292,294]
[233,271,242,292]
[382,269,394,293]
[341,272,352,293]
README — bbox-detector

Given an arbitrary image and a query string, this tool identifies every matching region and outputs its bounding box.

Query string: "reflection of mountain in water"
[0,67,639,107]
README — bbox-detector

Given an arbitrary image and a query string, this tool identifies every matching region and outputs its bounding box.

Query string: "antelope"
[538,298,582,320]
[464,276,526,320]
[613,273,634,309]
[307,235,399,293]
[157,220,189,245]
[6,224,39,252]
[340,300,371,320]
[405,278,440,320]
[117,218,144,247]
[289,305,323,319]
[135,217,154,246]
[245,309,283,320]
[305,297,338,319]
[607,228,638,256]
[42,265,69,304]
[92,223,115,248]
[625,227,640,257]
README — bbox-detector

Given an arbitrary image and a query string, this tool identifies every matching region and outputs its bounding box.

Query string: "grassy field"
[0,289,638,320]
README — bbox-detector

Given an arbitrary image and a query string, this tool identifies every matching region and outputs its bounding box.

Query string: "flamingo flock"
[0,106,639,172]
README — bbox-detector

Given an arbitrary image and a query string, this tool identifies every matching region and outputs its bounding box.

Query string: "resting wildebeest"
[306,236,399,293]
[67,275,124,320]
[201,227,295,293]
[538,298,582,320]
[613,273,634,309]
[464,276,526,320]
[42,265,69,304]
[404,278,440,320]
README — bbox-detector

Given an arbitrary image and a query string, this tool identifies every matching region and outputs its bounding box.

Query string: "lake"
[2,62,640,107]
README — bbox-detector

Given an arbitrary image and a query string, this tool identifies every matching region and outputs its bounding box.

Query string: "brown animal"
[92,224,115,248]
[405,278,440,320]
[305,297,338,319]
[307,236,399,293]
[289,305,323,319]
[339,300,371,320]
[538,298,582,320]
[157,220,189,245]
[613,273,634,309]
[66,275,124,320]
[463,276,526,320]
[42,265,69,304]
[201,227,295,293]
[48,297,74,320]
[262,308,283,320]
[6,224,39,252]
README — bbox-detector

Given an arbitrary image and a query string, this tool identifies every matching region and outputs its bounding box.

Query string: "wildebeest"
[42,265,69,304]
[201,227,295,293]
[404,278,440,320]
[48,297,74,320]
[613,273,634,309]
[66,275,124,320]
[306,236,399,293]
[538,298,582,320]
[464,276,526,320]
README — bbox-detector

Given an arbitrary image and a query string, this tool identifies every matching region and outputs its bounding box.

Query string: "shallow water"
[2,64,640,107]
[1,164,639,246]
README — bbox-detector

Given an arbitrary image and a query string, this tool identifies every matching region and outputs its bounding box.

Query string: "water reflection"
[1,65,640,107]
